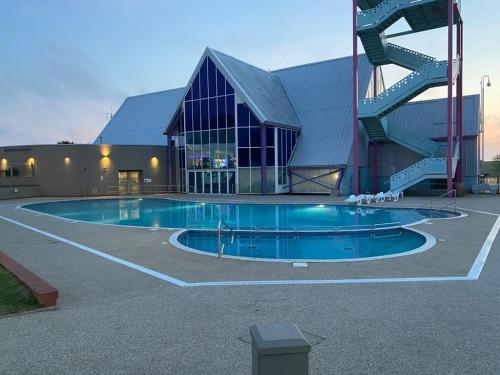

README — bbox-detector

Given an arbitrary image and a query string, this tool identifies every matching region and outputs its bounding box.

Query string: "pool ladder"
[217,219,234,258]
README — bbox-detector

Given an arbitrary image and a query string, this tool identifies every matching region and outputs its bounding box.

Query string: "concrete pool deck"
[0,194,499,374]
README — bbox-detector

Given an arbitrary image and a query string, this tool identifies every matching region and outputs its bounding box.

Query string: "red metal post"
[372,67,378,192]
[353,0,359,195]
[446,0,454,195]
[456,16,463,183]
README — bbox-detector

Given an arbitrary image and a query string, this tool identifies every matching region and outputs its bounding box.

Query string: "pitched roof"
[387,95,480,138]
[209,49,301,128]
[94,88,184,145]
[273,55,373,168]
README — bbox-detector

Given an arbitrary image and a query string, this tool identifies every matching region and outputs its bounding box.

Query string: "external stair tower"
[354,0,464,193]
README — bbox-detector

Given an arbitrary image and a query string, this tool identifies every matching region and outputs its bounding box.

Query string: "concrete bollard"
[250,322,311,375]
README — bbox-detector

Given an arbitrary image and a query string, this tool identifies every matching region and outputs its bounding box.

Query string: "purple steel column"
[446,0,454,195]
[372,67,378,192]
[352,0,360,195]
[456,16,463,183]
[166,133,172,192]
[260,125,267,195]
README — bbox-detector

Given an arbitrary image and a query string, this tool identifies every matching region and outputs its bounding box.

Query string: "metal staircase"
[356,0,460,192]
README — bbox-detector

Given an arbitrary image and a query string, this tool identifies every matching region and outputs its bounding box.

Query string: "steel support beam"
[260,125,267,195]
[166,133,173,193]
[456,16,463,183]
[372,67,379,192]
[353,0,360,195]
[446,0,454,195]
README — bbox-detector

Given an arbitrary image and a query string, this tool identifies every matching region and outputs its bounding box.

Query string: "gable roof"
[210,49,301,128]
[165,48,301,133]
[387,95,480,138]
[94,88,184,145]
[273,54,373,168]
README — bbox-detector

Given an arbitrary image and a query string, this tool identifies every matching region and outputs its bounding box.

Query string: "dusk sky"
[1,1,499,159]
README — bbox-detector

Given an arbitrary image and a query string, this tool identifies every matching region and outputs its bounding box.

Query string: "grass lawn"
[0,265,39,316]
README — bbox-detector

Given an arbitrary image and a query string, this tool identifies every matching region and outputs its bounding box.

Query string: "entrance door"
[118,170,142,195]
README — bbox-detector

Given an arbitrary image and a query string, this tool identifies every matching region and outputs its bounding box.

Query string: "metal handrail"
[414,189,457,213]
[217,219,234,258]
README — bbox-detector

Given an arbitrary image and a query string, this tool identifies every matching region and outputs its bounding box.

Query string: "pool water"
[175,229,428,261]
[23,198,458,231]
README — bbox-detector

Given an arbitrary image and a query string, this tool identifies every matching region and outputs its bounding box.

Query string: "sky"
[1,0,499,159]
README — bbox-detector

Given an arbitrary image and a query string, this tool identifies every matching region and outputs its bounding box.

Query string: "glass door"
[118,171,142,195]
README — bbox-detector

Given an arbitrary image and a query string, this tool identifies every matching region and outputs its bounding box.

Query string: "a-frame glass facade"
[178,55,298,194]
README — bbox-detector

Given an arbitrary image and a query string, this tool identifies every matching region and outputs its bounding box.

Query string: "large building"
[95,48,479,195]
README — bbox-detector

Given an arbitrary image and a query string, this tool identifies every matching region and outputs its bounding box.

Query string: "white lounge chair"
[364,194,375,204]
[383,191,394,201]
[391,191,404,201]
[345,194,365,205]
[375,192,385,203]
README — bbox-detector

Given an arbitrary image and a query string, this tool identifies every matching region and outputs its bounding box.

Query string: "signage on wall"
[3,147,31,153]
[144,178,152,183]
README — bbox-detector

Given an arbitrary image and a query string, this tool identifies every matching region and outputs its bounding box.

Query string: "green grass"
[0,265,39,316]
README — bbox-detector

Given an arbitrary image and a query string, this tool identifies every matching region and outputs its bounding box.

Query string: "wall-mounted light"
[0,158,7,169]
[150,156,159,169]
[64,157,71,166]
[100,145,110,157]
[27,157,35,166]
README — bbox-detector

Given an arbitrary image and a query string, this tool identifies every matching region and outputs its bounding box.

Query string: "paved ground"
[0,194,499,374]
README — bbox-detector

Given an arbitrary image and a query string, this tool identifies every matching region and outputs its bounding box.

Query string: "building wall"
[0,144,167,198]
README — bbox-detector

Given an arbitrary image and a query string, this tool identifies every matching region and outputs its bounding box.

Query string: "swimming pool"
[23,198,459,231]
[173,229,431,262]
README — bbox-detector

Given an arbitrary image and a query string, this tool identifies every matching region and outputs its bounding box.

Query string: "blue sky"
[1,1,499,158]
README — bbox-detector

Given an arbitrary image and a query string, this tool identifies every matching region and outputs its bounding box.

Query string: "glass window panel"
[186,87,192,101]
[216,69,225,96]
[218,129,226,144]
[250,112,259,127]
[208,58,216,97]
[238,169,250,194]
[201,130,209,144]
[227,146,236,169]
[266,167,275,193]
[227,128,235,143]
[250,168,261,194]
[217,96,226,128]
[226,95,235,128]
[287,130,292,161]
[192,73,200,100]
[250,148,261,167]
[196,172,203,193]
[193,100,200,131]
[201,99,209,130]
[193,131,201,145]
[188,172,195,193]
[212,172,219,194]
[250,127,261,147]
[220,171,228,194]
[237,104,249,127]
[210,130,218,143]
[238,127,249,147]
[203,171,211,193]
[185,101,193,132]
[238,148,250,167]
[209,98,217,129]
[266,147,275,166]
[266,127,274,147]
[226,81,234,95]
[292,131,297,148]
[228,171,236,194]
[200,58,208,99]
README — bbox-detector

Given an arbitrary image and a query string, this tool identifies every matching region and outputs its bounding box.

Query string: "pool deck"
[0,194,499,374]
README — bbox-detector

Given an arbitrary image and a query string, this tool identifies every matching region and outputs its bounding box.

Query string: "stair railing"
[414,189,457,213]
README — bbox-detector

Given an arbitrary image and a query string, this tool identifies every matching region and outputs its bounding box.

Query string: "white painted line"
[187,276,470,287]
[0,215,188,287]
[293,262,308,268]
[467,214,500,280]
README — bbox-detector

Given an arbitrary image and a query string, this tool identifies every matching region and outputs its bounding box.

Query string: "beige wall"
[0,144,167,197]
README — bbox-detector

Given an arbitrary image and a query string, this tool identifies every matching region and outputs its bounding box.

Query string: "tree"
[493,154,500,161]
[57,140,74,144]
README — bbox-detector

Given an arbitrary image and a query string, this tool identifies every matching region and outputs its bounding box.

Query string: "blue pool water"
[23,198,458,231]
[176,230,428,261]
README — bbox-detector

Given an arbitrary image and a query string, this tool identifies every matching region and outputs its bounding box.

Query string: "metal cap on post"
[250,323,311,375]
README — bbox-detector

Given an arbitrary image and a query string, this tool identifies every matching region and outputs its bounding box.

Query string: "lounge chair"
[345,194,365,205]
[375,192,385,203]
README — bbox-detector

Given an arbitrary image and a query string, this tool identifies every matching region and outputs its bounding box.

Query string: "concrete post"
[250,323,311,375]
